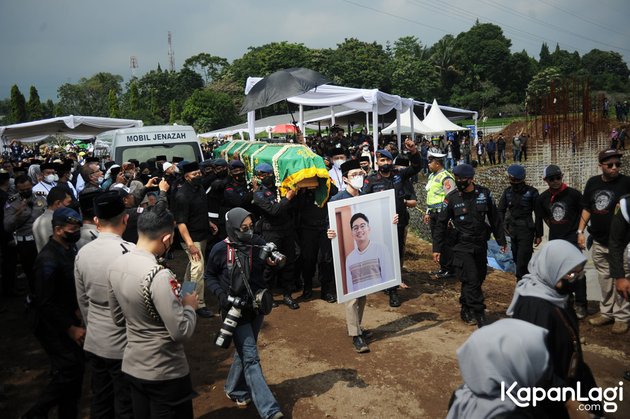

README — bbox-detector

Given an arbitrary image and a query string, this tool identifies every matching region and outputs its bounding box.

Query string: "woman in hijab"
[507,239,598,418]
[447,318,551,418]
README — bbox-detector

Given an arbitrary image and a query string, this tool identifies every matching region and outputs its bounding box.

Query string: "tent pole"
[330,107,336,126]
[247,111,256,141]
[396,110,402,150]
[474,112,478,142]
[372,105,379,169]
[410,103,415,142]
[299,104,304,141]
[365,112,369,135]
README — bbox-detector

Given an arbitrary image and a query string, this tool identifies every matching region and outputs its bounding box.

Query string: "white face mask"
[97,176,104,184]
[44,174,56,184]
[349,176,364,190]
[333,159,345,169]
[69,174,73,181]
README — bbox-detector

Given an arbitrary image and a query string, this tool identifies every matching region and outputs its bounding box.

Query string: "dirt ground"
[1,234,629,418]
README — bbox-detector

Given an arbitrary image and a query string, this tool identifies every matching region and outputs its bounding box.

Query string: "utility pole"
[168,31,175,72]
[130,55,138,78]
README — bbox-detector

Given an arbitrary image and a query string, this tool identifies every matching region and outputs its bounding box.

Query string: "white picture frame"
[327,189,401,303]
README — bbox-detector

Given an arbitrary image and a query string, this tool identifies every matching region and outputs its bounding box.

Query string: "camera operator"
[205,207,284,419]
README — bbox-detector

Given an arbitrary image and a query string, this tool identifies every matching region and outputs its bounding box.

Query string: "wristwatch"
[577,230,584,235]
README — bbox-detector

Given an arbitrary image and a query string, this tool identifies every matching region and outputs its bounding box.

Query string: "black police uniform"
[25,238,84,418]
[498,184,541,280]
[224,177,257,215]
[252,184,298,306]
[434,184,506,325]
[0,186,17,297]
[295,188,335,300]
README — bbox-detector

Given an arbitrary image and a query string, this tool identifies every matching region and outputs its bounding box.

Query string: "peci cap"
[182,161,200,174]
[453,163,475,178]
[375,149,393,160]
[110,183,131,196]
[598,149,623,163]
[507,164,526,180]
[52,207,82,227]
[255,163,274,174]
[155,155,167,162]
[93,190,126,219]
[543,165,562,179]
[340,159,361,175]
[172,156,184,163]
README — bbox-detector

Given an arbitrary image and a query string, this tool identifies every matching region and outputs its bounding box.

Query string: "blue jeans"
[445,157,455,171]
[224,314,281,419]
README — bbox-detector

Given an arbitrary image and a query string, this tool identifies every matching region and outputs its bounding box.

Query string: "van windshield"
[119,143,200,163]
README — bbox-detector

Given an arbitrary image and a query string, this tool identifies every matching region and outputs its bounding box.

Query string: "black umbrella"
[240,67,330,114]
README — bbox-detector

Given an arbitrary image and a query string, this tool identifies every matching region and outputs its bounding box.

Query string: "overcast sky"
[1,0,628,101]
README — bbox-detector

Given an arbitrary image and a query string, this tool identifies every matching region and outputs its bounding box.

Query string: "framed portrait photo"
[327,189,401,303]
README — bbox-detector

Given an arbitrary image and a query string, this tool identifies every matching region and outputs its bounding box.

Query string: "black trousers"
[509,224,535,281]
[24,323,85,419]
[85,351,133,419]
[16,239,37,293]
[298,227,335,296]
[487,152,496,165]
[126,373,195,419]
[429,212,454,271]
[262,227,297,296]
[453,245,488,314]
[1,240,17,296]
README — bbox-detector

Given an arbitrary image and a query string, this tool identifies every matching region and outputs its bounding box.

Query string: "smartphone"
[181,281,196,296]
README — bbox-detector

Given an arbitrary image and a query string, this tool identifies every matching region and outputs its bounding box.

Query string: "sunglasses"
[545,175,562,182]
[602,161,622,169]
[564,270,583,283]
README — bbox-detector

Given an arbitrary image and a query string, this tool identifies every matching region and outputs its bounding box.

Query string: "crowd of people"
[0,128,629,418]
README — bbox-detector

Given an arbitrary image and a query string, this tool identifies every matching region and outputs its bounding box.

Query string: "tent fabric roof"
[422,99,470,132]
[245,78,413,114]
[0,115,144,143]
[380,108,441,135]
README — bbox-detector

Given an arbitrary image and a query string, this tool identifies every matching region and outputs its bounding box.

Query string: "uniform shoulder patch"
[264,191,273,197]
[136,207,144,214]
[7,195,18,203]
[35,191,46,196]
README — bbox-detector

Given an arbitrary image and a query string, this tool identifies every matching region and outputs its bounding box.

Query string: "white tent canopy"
[0,115,144,143]
[422,99,470,133]
[245,77,414,151]
[380,108,440,135]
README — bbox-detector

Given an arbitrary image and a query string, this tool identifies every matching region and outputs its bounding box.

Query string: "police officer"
[498,164,542,281]
[24,207,84,419]
[252,163,300,309]
[433,164,507,327]
[362,137,420,307]
[33,186,72,252]
[423,150,456,279]
[224,160,258,215]
[77,189,102,250]
[75,191,134,418]
[0,170,17,297]
[3,174,47,293]
[107,209,198,419]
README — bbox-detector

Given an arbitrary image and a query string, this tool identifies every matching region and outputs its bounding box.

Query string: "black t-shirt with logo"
[536,186,582,245]
[581,174,630,246]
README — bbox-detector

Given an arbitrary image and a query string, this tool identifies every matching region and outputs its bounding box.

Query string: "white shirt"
[328,166,346,191]
[345,241,394,293]
[33,181,56,196]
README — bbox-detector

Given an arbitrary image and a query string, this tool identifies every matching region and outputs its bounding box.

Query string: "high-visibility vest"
[426,169,453,208]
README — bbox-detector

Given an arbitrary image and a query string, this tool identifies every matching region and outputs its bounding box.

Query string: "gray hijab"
[446,318,550,419]
[28,164,41,184]
[507,240,586,315]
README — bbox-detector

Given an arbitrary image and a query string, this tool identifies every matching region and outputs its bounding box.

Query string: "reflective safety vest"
[426,169,453,208]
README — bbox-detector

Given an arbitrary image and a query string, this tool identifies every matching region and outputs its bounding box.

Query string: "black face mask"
[456,179,471,191]
[190,177,203,187]
[63,230,81,244]
[556,279,577,295]
[510,181,525,192]
[379,164,393,173]
[235,229,254,243]
[19,189,33,199]
[261,176,276,188]
[216,170,228,179]
[233,173,246,183]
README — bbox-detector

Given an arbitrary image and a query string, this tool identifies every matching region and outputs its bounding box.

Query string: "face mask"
[349,176,364,190]
[233,173,246,183]
[191,177,203,186]
[556,279,576,295]
[456,179,471,191]
[333,159,345,169]
[379,164,392,173]
[510,181,525,191]
[261,175,276,188]
[216,170,227,179]
[97,176,104,184]
[19,189,33,199]
[235,229,254,243]
[63,230,81,244]
[69,174,73,181]
[45,174,56,184]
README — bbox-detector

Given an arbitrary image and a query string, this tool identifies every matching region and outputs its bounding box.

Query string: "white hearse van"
[95,125,203,163]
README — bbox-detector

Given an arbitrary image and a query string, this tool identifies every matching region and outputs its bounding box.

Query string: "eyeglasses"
[564,270,584,283]
[545,175,562,182]
[240,223,254,232]
[352,223,368,232]
[602,161,622,169]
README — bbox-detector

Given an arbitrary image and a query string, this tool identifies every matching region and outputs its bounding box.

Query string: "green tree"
[327,38,390,90]
[108,89,119,118]
[57,72,123,116]
[581,49,630,91]
[181,89,240,133]
[42,99,55,118]
[550,44,581,76]
[390,36,439,99]
[27,86,43,120]
[168,100,179,123]
[10,85,27,123]
[506,50,539,102]
[539,43,552,68]
[526,67,563,99]
[429,35,462,99]
[183,53,229,85]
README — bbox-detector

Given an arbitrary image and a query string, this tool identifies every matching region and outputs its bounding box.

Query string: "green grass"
[456,115,526,127]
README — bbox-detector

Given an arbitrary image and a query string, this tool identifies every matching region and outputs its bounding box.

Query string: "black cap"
[543,165,562,179]
[598,149,623,163]
[340,159,361,175]
[93,191,126,219]
[156,155,167,162]
[172,156,184,163]
[182,161,200,174]
[453,163,475,178]
[328,146,346,158]
[0,171,10,182]
[359,155,370,163]
[78,189,103,219]
[85,157,100,163]
[214,158,228,167]
[229,160,245,170]
[40,162,55,171]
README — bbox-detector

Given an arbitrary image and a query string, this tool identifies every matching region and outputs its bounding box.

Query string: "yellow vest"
[426,169,453,208]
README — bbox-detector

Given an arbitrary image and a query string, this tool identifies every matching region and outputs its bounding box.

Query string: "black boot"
[460,306,476,325]
[475,311,488,328]
[389,290,401,307]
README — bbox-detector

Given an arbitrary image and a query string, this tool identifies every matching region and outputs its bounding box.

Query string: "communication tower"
[168,31,175,72]
[130,55,138,78]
